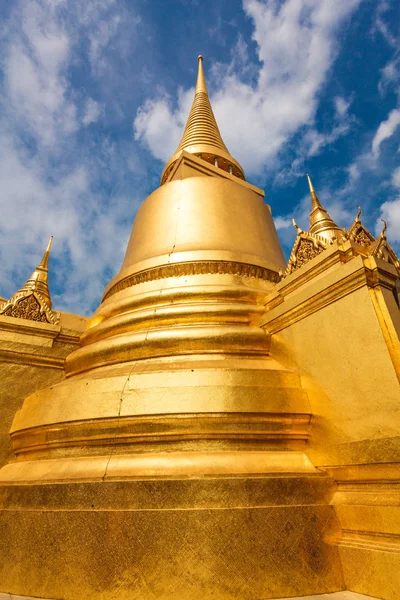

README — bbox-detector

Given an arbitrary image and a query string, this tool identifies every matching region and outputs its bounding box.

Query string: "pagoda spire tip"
[195,53,207,94]
[38,235,54,271]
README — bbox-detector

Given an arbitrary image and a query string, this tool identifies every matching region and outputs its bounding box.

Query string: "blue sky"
[0,0,399,315]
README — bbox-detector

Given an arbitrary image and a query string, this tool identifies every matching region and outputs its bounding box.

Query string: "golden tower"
[0,57,399,600]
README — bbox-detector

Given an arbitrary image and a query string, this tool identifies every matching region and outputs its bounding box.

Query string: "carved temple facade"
[0,56,399,600]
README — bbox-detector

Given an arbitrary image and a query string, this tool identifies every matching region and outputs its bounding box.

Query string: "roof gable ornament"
[347,206,375,246]
[367,219,400,271]
[284,181,400,276]
[285,219,331,276]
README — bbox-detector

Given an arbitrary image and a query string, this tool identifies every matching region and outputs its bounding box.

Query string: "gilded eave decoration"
[347,207,375,246]
[0,236,60,325]
[0,291,60,325]
[285,220,330,276]
[285,202,400,277]
[367,221,400,272]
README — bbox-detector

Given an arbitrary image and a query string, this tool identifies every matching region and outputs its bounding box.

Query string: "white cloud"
[3,1,76,147]
[377,198,400,242]
[274,216,292,230]
[334,96,351,117]
[83,98,102,126]
[303,122,351,158]
[372,108,400,158]
[348,163,360,183]
[392,166,400,189]
[379,58,400,94]
[134,89,193,162]
[134,0,362,175]
[0,0,142,314]
[374,1,397,49]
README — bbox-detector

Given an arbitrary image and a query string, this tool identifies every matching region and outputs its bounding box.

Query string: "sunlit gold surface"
[0,56,399,599]
[262,236,400,600]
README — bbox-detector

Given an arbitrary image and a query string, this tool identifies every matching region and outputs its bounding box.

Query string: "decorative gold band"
[11,412,311,459]
[104,260,280,301]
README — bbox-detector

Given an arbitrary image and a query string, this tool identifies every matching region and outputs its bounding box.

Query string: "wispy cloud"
[0,0,398,317]
[377,199,400,242]
[372,108,400,158]
[0,0,143,315]
[134,0,362,176]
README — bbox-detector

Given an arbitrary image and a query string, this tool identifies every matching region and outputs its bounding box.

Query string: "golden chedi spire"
[161,56,245,183]
[307,174,346,243]
[0,236,59,324]
[19,236,53,307]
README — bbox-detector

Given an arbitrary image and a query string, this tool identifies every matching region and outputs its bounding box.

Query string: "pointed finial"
[195,55,207,94]
[19,236,54,307]
[307,174,323,211]
[37,236,53,271]
[381,218,387,236]
[356,206,362,221]
[161,55,245,184]
[292,218,302,232]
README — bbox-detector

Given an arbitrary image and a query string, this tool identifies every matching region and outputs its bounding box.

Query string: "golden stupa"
[0,56,399,600]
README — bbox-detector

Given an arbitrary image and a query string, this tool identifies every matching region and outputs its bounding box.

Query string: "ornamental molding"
[0,348,65,369]
[103,260,281,301]
[284,225,330,277]
[347,208,375,247]
[284,209,400,277]
[0,291,60,325]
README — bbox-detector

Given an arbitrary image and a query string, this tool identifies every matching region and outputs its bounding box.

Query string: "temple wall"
[0,312,87,467]
[269,285,400,458]
[262,248,400,600]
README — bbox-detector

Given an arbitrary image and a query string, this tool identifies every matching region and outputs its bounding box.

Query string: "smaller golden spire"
[307,174,324,212]
[19,236,53,308]
[306,174,346,243]
[0,237,59,324]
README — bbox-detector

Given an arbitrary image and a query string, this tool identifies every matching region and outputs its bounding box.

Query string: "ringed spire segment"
[307,174,324,212]
[306,175,346,243]
[161,56,245,184]
[17,236,54,307]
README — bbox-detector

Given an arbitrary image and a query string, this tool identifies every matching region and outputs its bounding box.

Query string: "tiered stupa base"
[0,456,343,599]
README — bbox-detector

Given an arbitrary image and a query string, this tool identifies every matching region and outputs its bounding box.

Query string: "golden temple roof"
[161,56,245,183]
[307,174,346,243]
